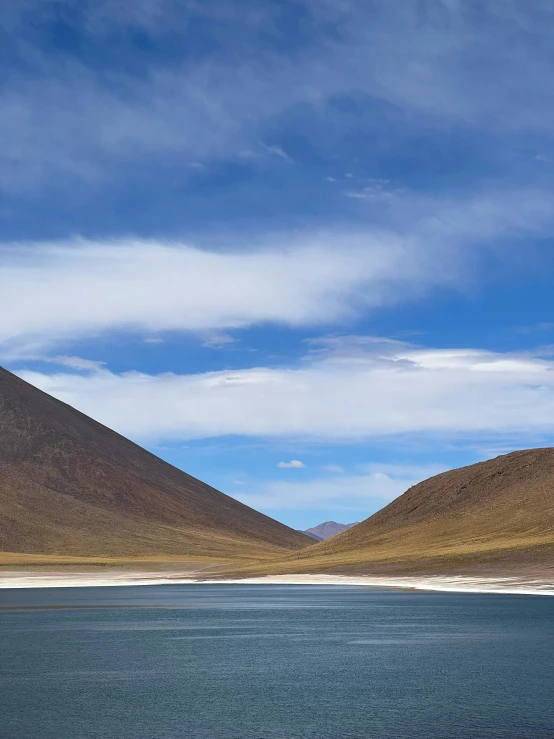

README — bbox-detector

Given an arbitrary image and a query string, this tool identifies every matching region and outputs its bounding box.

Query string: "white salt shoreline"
[1,572,554,595]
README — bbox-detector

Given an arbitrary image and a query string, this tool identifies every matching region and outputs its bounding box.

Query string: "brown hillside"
[0,366,311,562]
[229,449,554,577]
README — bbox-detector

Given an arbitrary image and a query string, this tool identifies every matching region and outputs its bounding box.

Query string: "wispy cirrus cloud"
[2,2,554,190]
[200,333,238,349]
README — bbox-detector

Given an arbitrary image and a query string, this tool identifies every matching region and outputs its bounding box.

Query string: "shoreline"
[1,571,554,595]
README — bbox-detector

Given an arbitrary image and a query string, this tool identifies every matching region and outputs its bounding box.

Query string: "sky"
[3,0,554,530]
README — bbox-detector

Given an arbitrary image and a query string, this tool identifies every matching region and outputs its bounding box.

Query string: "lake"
[1,584,553,738]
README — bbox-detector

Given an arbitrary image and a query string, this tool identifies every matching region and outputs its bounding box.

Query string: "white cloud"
[235,463,446,512]
[201,333,238,349]
[15,338,554,445]
[345,185,395,201]
[0,341,106,371]
[0,186,551,350]
[0,234,398,344]
[322,465,344,473]
[277,460,306,469]
[48,355,106,372]
[259,142,294,163]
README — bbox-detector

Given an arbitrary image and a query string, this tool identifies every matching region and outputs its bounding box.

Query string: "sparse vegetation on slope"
[221,449,554,578]
[0,366,311,563]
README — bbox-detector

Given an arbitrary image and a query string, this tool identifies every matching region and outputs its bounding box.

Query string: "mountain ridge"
[222,449,554,577]
[303,521,360,541]
[0,366,311,562]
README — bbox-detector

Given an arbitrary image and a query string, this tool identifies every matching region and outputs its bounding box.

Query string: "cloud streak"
[0,186,550,351]
[0,233,406,344]
[15,338,554,445]
[3,2,554,189]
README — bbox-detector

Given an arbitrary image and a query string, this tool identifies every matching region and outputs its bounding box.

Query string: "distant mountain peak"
[303,521,360,541]
[288,448,554,576]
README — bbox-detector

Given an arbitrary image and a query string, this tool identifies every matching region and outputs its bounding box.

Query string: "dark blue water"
[1,585,554,739]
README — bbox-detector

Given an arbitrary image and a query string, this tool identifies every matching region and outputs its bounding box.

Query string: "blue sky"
[3,1,554,530]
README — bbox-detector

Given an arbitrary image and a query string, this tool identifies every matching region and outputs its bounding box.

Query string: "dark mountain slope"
[0,366,311,561]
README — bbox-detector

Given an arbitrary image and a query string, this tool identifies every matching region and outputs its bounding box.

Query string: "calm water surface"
[1,585,553,739]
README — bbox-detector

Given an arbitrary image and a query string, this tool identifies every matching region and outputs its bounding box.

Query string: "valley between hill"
[3,365,554,583]
[216,449,554,580]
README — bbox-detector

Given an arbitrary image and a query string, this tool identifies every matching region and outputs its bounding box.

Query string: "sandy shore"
[1,571,553,595]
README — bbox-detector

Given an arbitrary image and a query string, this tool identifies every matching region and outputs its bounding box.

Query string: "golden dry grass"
[216,449,554,579]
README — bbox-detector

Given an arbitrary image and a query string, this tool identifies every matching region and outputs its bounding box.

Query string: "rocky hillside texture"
[230,450,554,577]
[0,366,311,563]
